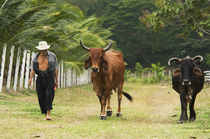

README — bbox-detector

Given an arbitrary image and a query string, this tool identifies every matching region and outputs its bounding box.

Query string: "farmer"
[29,41,58,120]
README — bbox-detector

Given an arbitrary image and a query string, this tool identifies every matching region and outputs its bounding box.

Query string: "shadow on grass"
[0,95,8,100]
[0,100,19,106]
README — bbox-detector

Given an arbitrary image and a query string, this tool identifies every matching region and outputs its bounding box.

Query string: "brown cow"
[80,40,133,120]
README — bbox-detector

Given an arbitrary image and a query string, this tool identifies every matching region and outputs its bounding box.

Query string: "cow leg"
[97,95,103,115]
[116,86,123,117]
[100,93,109,120]
[106,94,112,117]
[178,94,188,123]
[189,94,197,121]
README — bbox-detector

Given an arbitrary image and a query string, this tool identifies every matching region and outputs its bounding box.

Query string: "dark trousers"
[36,72,55,114]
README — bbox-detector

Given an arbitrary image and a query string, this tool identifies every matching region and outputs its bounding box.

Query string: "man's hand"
[28,78,32,86]
[29,69,35,86]
[55,81,58,88]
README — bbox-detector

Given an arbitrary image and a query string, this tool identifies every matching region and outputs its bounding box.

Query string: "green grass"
[0,82,209,138]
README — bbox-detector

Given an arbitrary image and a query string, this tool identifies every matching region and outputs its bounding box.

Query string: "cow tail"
[122,91,133,102]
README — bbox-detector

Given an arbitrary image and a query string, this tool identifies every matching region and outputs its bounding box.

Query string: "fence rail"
[204,71,210,83]
[0,45,90,93]
[0,45,209,92]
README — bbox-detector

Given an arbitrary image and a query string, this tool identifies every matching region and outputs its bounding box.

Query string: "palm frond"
[65,61,84,73]
[1,0,24,9]
[6,26,53,48]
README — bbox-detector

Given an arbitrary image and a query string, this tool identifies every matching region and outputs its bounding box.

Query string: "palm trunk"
[13,47,21,91]
[0,44,7,93]
[19,50,27,90]
[6,45,15,91]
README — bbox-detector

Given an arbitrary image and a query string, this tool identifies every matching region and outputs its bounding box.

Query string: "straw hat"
[36,41,50,50]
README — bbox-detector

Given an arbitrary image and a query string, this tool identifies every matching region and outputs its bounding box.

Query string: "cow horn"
[168,57,182,65]
[193,55,203,62]
[103,41,111,51]
[80,40,90,51]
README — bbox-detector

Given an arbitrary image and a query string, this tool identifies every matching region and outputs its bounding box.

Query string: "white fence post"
[19,50,27,90]
[30,52,35,88]
[74,69,77,86]
[58,63,60,88]
[13,47,21,91]
[148,71,151,83]
[24,51,31,89]
[0,48,92,91]
[66,68,71,87]
[169,70,171,80]
[141,72,144,79]
[71,68,74,86]
[61,60,64,88]
[63,71,66,88]
[161,70,164,84]
[0,44,7,93]
[6,45,15,90]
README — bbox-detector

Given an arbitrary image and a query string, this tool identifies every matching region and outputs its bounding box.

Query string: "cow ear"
[102,58,108,70]
[84,56,91,69]
[173,68,181,77]
[193,60,201,66]
[193,67,203,76]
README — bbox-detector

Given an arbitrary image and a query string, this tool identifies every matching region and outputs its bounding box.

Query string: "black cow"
[168,55,204,123]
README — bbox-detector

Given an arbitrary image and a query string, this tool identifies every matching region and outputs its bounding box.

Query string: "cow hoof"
[100,115,107,120]
[189,117,196,122]
[116,113,122,117]
[177,119,187,124]
[106,110,112,117]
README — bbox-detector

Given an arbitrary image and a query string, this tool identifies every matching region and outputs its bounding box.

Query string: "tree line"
[69,0,210,70]
[0,0,209,72]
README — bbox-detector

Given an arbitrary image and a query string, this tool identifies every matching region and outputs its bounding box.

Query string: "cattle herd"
[80,41,205,123]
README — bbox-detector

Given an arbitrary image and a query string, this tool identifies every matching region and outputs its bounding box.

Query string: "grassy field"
[0,81,209,139]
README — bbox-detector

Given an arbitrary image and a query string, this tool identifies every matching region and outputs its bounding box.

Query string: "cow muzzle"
[92,67,99,72]
[182,79,191,86]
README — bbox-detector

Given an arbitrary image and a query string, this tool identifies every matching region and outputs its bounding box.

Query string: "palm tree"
[0,0,113,71]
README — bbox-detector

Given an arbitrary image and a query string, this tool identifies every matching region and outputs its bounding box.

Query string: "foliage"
[206,53,210,67]
[141,0,210,70]
[143,62,168,83]
[101,0,159,68]
[143,0,210,39]
[151,62,163,72]
[65,0,210,70]
[99,0,209,69]
[67,0,120,16]
[132,62,169,84]
[1,0,209,71]
[135,62,143,77]
[124,69,131,81]
[0,0,112,71]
